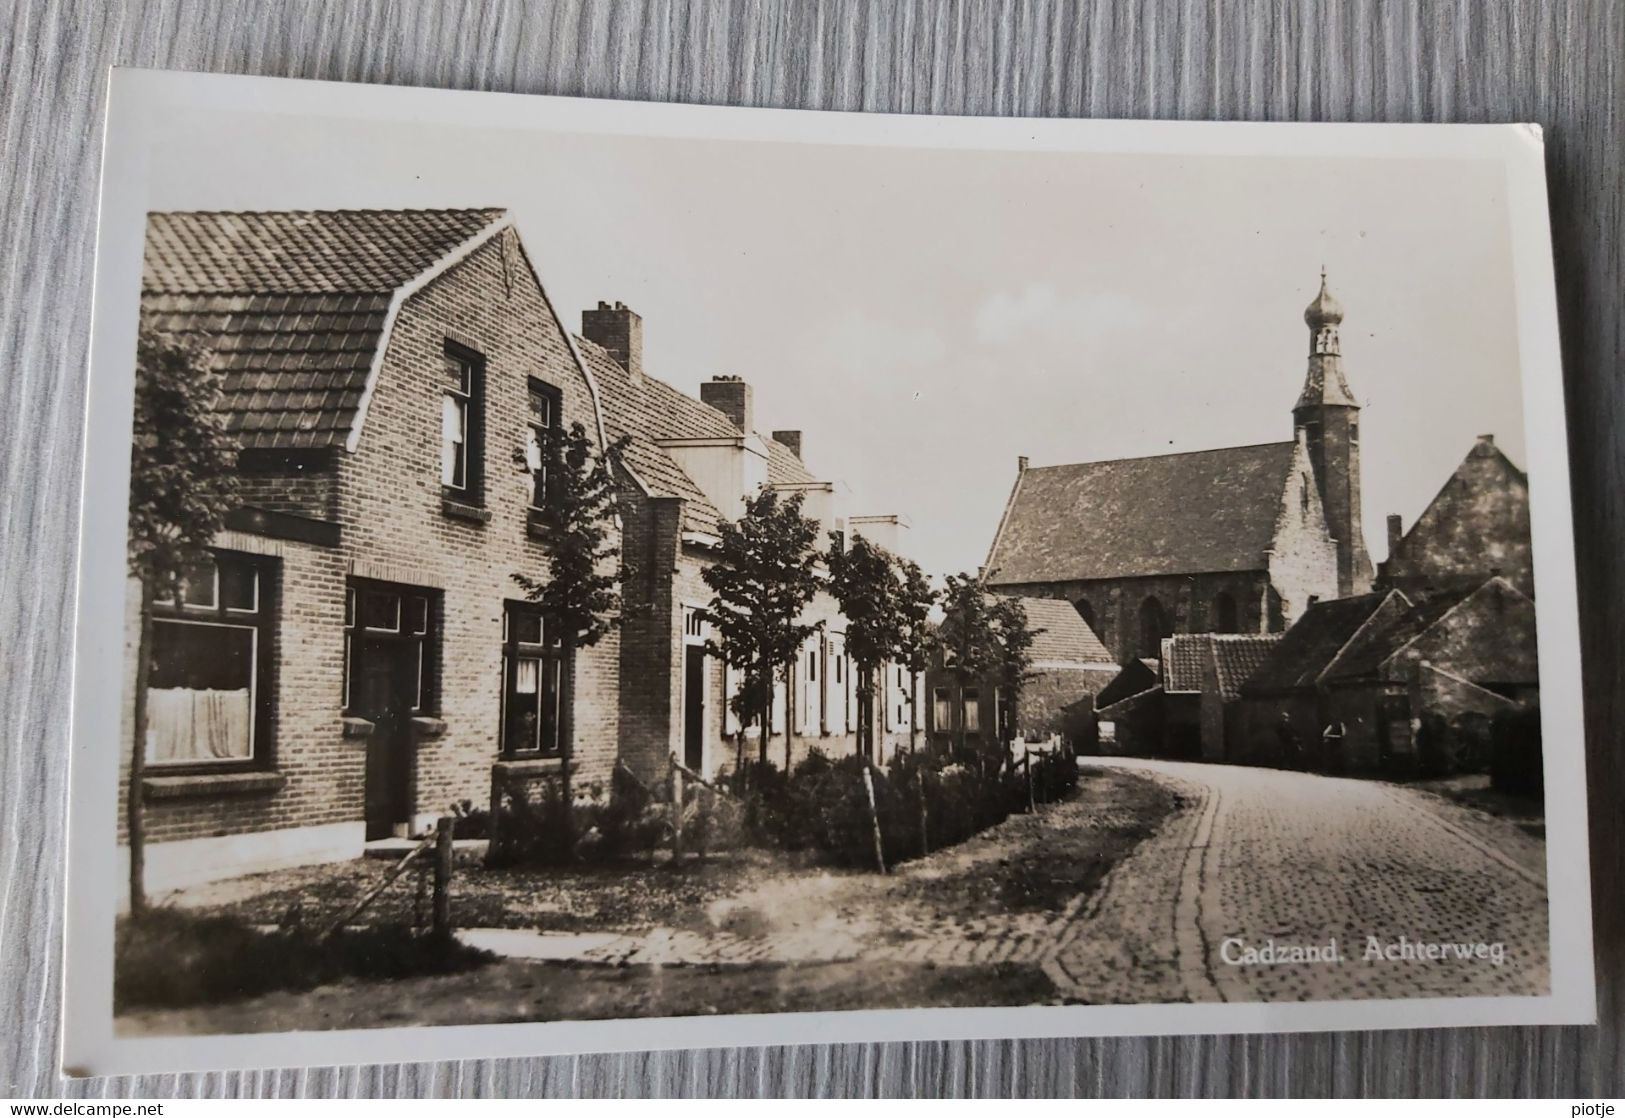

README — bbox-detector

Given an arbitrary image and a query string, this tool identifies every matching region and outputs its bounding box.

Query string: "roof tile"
[141,210,505,450]
[987,442,1299,584]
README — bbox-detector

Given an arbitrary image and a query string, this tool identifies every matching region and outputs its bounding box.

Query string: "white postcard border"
[62,67,1595,1078]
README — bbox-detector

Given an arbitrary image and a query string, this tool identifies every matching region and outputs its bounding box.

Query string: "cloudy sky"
[143,104,1527,580]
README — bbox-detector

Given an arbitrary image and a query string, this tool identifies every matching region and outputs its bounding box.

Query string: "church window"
[1301,475,1312,518]
[1138,597,1170,659]
[1212,592,1238,633]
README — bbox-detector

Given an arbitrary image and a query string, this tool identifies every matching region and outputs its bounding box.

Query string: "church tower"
[1293,270,1373,596]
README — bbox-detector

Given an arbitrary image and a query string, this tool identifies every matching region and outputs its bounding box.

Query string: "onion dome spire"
[1296,268,1357,407]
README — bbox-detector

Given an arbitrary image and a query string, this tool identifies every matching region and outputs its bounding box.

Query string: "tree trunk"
[856,664,871,762]
[954,677,967,762]
[128,579,154,917]
[784,660,794,772]
[758,665,772,768]
[559,639,577,854]
[908,667,919,756]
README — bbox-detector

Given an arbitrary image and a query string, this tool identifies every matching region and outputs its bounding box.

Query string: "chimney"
[772,430,803,459]
[581,301,643,382]
[1018,456,1029,472]
[700,376,754,434]
[1478,433,1495,445]
[1386,514,1403,553]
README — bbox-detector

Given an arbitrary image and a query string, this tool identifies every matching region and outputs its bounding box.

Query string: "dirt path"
[120,767,1174,1034]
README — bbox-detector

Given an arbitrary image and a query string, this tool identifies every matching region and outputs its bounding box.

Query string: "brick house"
[123,209,622,890]
[924,596,1117,754]
[982,273,1367,662]
[1087,634,1279,759]
[1157,633,1283,760]
[1237,578,1538,772]
[572,302,921,781]
[1379,435,1533,598]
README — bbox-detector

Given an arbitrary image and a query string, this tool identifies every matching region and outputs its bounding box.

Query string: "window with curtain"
[932,687,952,733]
[525,377,562,510]
[147,552,274,768]
[502,602,562,757]
[441,343,485,501]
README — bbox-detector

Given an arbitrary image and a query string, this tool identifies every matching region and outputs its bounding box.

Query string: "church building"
[982,273,1373,664]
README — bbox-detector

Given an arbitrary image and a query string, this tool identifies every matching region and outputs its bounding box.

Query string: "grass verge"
[115,908,493,1012]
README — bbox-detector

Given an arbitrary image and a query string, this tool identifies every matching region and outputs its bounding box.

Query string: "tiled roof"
[1161,636,1209,693]
[1323,584,1480,682]
[1244,592,1408,693]
[140,210,508,449]
[985,442,1298,584]
[766,438,818,486]
[1094,659,1161,710]
[1002,597,1116,665]
[1210,634,1283,700]
[144,209,507,293]
[1165,633,1285,698]
[578,335,817,534]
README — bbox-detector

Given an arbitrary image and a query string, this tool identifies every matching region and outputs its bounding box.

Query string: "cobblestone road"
[461,760,1549,1005]
[1047,758,1549,1003]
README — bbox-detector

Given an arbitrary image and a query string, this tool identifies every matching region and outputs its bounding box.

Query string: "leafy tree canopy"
[703,487,822,697]
[825,532,903,675]
[514,423,627,649]
[128,329,239,591]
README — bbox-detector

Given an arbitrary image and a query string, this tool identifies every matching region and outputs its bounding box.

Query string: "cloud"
[973,283,1151,347]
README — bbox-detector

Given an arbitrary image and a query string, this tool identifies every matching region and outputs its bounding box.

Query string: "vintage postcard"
[63,68,1594,1075]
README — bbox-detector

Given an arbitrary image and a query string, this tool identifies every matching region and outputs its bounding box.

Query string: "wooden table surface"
[1,0,1619,1098]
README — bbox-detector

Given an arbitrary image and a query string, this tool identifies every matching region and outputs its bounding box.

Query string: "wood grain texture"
[1,0,1619,1098]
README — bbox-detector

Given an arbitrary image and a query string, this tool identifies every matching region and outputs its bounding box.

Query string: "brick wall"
[1266,445,1342,626]
[121,229,623,848]
[990,571,1271,664]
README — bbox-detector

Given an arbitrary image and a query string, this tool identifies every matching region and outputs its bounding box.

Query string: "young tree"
[988,595,1038,762]
[826,534,905,763]
[514,422,627,853]
[126,329,239,915]
[703,489,821,772]
[892,558,937,755]
[936,573,1002,763]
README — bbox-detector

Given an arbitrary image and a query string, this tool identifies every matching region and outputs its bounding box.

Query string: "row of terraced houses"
[122,209,923,892]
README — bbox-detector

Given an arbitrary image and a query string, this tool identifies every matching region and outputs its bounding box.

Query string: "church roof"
[1295,354,1359,410]
[984,441,1299,584]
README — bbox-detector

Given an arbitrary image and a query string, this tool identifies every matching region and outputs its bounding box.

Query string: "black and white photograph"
[61,69,1593,1075]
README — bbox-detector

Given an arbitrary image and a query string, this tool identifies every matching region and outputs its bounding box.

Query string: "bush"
[732,745,1075,870]
[115,909,491,1012]
[487,766,666,867]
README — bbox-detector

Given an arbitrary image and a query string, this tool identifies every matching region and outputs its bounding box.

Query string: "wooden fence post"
[670,753,685,866]
[917,766,929,858]
[862,765,887,874]
[1025,751,1035,812]
[432,815,456,939]
[487,768,502,861]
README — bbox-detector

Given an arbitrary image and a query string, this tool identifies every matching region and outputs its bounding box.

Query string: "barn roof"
[1002,597,1117,665]
[984,442,1299,584]
[1243,591,1410,693]
[1162,633,1283,700]
[140,209,509,450]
